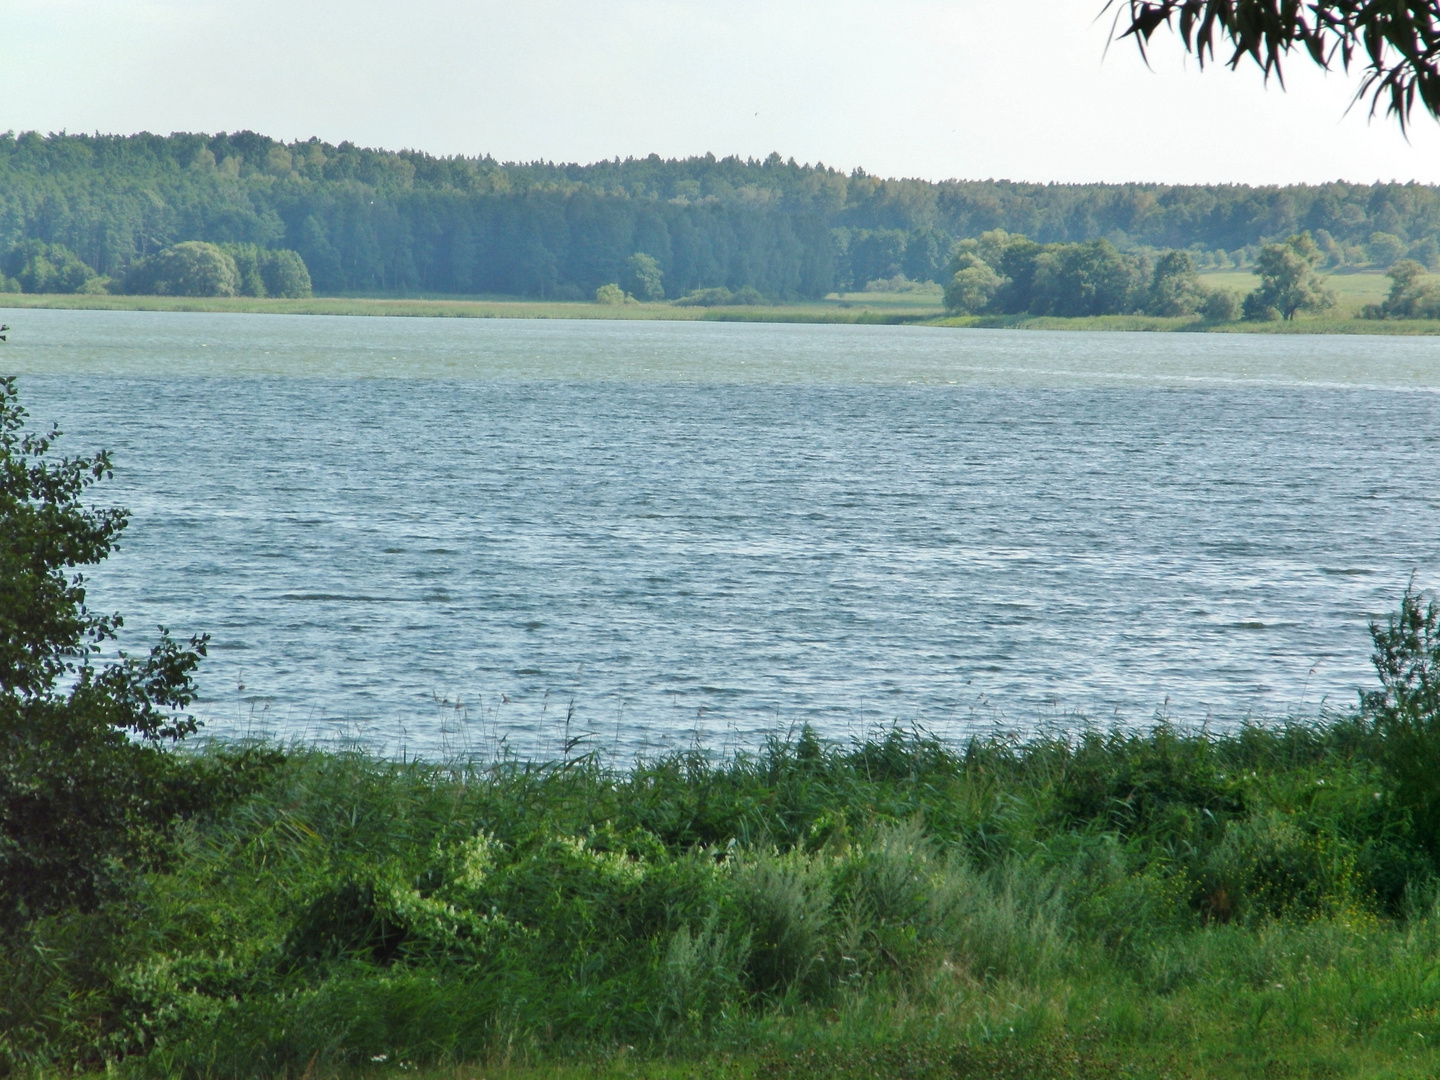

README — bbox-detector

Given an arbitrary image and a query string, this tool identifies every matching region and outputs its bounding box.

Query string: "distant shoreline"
[5,291,1440,335]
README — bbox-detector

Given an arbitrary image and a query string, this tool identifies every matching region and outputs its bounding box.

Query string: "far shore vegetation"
[5,264,1440,334]
[4,130,1440,336]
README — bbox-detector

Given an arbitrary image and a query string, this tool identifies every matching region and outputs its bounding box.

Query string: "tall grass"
[5,719,1440,1079]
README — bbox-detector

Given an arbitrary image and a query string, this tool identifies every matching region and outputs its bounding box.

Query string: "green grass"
[933,311,1440,334]
[934,313,1204,332]
[1199,269,1409,310]
[9,714,1440,1080]
[0,290,945,325]
[12,285,1440,334]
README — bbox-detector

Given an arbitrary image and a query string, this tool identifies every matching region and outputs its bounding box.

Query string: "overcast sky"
[4,0,1440,185]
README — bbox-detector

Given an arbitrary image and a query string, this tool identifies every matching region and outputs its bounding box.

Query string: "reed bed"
[6,717,1440,1079]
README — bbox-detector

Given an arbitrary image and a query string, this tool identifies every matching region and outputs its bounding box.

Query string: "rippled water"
[10,308,1440,757]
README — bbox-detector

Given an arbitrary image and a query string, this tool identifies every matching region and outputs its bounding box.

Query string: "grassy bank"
[935,312,1440,334]
[8,707,1440,1080]
[8,278,1440,333]
[0,291,944,325]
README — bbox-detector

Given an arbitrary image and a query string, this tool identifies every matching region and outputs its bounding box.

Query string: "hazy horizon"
[13,130,1440,192]
[6,0,1440,188]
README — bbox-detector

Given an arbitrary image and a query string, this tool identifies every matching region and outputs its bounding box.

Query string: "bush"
[260,248,312,298]
[0,239,102,294]
[1362,585,1440,854]
[122,242,240,297]
[0,376,256,931]
[219,245,314,299]
[1363,259,1440,320]
[673,286,766,307]
[1143,249,1202,316]
[1367,231,1407,269]
[595,283,632,304]
[624,252,665,301]
[1199,287,1241,321]
[733,848,833,998]
[942,256,1001,314]
[1241,290,1281,321]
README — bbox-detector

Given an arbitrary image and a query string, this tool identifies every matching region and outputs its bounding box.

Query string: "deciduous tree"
[1244,233,1335,320]
[624,253,665,301]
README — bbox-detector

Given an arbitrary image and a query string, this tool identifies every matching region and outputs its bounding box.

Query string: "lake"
[10,307,1440,758]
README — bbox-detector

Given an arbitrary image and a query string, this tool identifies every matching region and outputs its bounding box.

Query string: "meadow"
[0,289,946,325]
[8,274,1440,334]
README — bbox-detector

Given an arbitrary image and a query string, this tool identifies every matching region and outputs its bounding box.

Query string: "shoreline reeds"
[7,716,1440,1079]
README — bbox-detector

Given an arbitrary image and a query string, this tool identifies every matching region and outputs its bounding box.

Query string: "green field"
[7,276,1440,334]
[0,288,948,325]
[1198,270,1420,314]
[935,311,1440,334]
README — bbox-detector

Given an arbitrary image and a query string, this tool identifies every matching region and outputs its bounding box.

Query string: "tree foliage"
[1363,257,1440,317]
[121,241,310,298]
[0,377,219,929]
[594,282,632,305]
[942,230,1213,317]
[1110,1,1440,130]
[942,254,1002,314]
[1362,584,1440,853]
[1242,232,1335,319]
[0,240,103,295]
[0,132,1439,301]
[1145,249,1204,315]
[122,240,241,297]
[624,252,665,301]
[220,244,313,299]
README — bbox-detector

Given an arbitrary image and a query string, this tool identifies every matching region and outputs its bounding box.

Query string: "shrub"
[732,848,833,999]
[222,243,269,297]
[942,256,1001,314]
[1367,231,1407,269]
[0,240,102,294]
[1144,249,1202,316]
[1200,810,1364,923]
[595,282,631,304]
[624,253,665,301]
[1241,291,1281,321]
[0,376,262,931]
[122,242,240,297]
[658,918,739,1030]
[1199,287,1241,321]
[673,286,766,307]
[260,248,312,298]
[1027,239,1143,317]
[216,245,313,299]
[1363,259,1440,319]
[1362,584,1440,855]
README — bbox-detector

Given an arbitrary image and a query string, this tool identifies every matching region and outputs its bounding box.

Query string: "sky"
[4,0,1440,185]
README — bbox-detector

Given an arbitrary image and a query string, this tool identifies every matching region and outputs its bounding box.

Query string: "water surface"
[10,308,1440,757]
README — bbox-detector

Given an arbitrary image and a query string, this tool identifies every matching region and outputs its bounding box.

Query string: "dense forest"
[3,130,1440,298]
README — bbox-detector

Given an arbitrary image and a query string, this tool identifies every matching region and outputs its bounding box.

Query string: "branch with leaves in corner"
[1106,1,1440,130]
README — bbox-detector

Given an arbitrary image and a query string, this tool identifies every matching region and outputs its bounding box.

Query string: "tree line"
[1,130,1440,299]
[0,238,312,298]
[940,230,1351,322]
